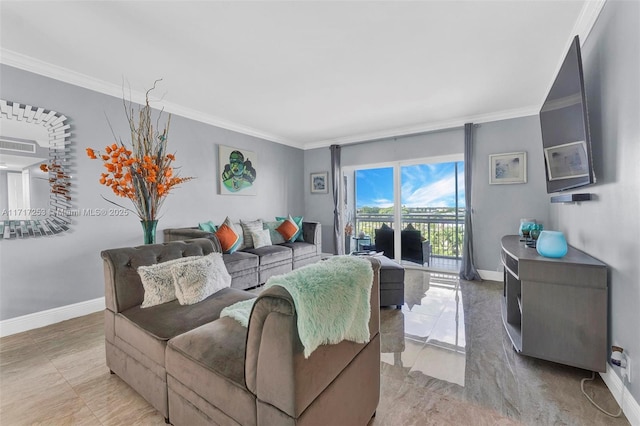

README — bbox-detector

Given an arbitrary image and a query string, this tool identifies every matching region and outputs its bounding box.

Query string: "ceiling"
[0,1,603,150]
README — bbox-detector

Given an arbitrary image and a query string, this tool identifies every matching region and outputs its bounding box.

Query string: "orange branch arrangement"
[40,161,71,201]
[86,81,193,223]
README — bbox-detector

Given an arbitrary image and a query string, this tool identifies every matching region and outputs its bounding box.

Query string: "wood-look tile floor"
[0,271,630,425]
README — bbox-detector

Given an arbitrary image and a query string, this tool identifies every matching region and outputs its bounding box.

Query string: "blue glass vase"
[536,231,568,258]
[141,220,158,245]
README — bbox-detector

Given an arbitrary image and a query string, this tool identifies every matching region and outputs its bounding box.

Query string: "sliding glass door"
[354,156,464,271]
[400,161,464,270]
[352,166,395,254]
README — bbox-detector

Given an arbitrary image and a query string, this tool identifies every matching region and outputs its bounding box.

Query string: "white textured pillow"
[137,256,197,308]
[170,253,232,305]
[240,219,263,249]
[251,228,272,249]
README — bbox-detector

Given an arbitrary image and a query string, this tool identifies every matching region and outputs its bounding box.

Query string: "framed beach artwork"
[218,145,257,195]
[489,152,527,184]
[544,140,590,181]
[310,172,329,194]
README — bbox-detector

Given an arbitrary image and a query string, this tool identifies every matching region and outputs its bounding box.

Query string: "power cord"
[581,371,623,418]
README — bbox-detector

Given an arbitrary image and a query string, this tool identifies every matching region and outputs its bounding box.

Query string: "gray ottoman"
[376,256,405,309]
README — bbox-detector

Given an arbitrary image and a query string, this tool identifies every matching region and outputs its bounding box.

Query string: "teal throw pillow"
[198,221,217,233]
[276,215,304,242]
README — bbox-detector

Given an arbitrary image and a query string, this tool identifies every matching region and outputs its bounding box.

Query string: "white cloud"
[402,175,458,207]
[359,163,466,209]
[373,198,394,208]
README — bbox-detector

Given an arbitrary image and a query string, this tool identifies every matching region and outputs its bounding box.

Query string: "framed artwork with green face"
[219,145,257,195]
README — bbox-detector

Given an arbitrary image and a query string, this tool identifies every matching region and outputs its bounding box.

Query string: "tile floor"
[0,269,630,425]
[372,269,629,425]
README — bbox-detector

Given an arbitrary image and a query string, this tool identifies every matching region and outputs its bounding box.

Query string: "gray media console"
[500,235,607,372]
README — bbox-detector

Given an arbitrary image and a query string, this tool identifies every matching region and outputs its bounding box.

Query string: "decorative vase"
[519,218,536,237]
[141,220,158,245]
[530,224,542,241]
[536,230,568,258]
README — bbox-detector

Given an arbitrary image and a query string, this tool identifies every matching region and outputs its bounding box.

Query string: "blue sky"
[355,162,465,208]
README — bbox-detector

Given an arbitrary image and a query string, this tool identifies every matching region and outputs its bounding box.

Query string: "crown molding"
[0,49,303,149]
[303,105,539,150]
[573,0,607,44]
[538,0,607,106]
[311,0,609,153]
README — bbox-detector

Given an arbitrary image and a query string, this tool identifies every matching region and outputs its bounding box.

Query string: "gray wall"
[472,116,550,272]
[550,0,639,400]
[303,148,334,253]
[304,129,465,254]
[304,118,551,271]
[0,64,304,320]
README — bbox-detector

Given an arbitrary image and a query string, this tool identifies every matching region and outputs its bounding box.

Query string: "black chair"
[374,227,431,266]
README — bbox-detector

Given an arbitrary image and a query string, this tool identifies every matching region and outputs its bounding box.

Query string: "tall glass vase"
[140,220,158,245]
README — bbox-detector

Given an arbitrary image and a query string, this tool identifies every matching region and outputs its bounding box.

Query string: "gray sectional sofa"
[163,221,322,289]
[102,238,381,425]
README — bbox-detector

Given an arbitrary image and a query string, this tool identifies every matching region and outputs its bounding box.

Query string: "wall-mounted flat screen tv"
[539,35,595,193]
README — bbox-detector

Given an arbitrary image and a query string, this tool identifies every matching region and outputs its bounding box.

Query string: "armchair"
[374,226,431,266]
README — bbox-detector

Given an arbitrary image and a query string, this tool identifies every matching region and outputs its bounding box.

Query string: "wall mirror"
[0,99,72,239]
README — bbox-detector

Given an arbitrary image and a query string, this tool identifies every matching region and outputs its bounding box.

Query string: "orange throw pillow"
[216,224,241,253]
[276,217,300,242]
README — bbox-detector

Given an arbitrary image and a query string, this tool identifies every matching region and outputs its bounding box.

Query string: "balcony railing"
[354,208,465,260]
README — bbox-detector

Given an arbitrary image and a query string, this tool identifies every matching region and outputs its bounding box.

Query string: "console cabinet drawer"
[502,248,518,277]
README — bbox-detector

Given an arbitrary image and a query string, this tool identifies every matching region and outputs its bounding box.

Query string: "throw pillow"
[276,215,304,241]
[404,223,416,231]
[380,223,392,231]
[216,224,242,253]
[198,221,217,233]
[251,228,272,249]
[137,256,198,308]
[277,215,300,242]
[170,253,232,305]
[221,217,245,250]
[240,219,263,249]
[264,220,286,245]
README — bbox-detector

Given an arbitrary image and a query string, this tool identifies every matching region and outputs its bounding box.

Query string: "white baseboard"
[600,366,640,425]
[478,269,503,282]
[0,297,105,338]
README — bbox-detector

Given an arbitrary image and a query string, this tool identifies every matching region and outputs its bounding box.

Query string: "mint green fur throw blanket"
[219,298,256,327]
[221,256,374,358]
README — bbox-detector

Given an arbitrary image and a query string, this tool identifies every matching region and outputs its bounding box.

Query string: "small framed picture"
[544,141,589,181]
[310,172,329,193]
[489,152,527,184]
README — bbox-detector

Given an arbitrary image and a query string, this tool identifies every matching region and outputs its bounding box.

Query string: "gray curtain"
[330,144,343,255]
[460,123,482,281]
